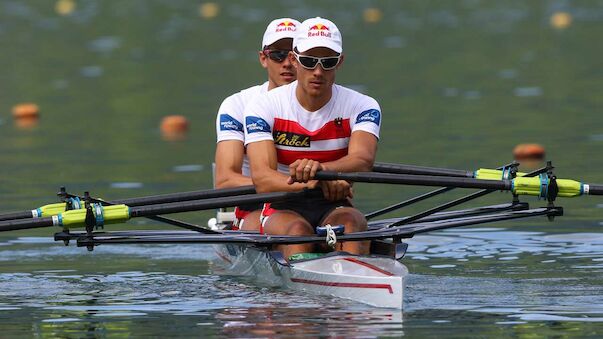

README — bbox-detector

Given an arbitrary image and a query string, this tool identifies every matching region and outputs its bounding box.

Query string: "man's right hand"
[319,180,353,201]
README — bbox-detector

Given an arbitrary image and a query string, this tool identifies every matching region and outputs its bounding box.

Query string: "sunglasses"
[262,49,290,63]
[293,52,341,70]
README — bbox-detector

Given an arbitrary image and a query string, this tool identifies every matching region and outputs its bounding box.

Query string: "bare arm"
[247,140,315,193]
[214,140,253,189]
[322,130,378,172]
[289,130,378,183]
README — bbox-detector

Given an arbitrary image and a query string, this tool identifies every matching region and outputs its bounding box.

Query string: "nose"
[312,64,325,76]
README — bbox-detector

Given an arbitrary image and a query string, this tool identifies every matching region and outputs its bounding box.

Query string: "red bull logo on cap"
[308,23,332,38]
[276,20,296,32]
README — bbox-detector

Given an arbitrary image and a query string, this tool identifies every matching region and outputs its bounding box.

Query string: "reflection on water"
[1,229,602,336]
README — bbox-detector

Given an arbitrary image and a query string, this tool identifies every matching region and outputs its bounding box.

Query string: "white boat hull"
[213,244,408,309]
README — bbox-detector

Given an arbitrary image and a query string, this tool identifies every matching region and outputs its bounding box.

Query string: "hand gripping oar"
[0,189,324,233]
[0,185,256,222]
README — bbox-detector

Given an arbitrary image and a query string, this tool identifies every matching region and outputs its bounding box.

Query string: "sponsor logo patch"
[355,109,381,126]
[273,131,311,147]
[308,23,332,38]
[219,114,244,132]
[245,116,271,134]
[276,20,296,32]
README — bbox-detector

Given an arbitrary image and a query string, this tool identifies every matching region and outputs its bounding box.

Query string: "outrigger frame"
[53,162,564,263]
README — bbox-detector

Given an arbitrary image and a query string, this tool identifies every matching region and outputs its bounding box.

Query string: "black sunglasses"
[293,52,341,70]
[262,49,290,63]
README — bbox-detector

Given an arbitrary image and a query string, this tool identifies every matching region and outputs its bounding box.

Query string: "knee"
[329,209,367,231]
[286,220,314,236]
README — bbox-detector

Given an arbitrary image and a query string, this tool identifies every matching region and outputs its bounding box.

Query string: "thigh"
[263,210,314,236]
[239,210,262,232]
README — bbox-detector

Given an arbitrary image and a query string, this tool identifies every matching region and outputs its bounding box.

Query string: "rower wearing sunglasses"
[244,17,381,259]
[214,18,301,231]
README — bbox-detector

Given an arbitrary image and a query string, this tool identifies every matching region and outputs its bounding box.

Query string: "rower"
[244,17,382,259]
[214,18,300,231]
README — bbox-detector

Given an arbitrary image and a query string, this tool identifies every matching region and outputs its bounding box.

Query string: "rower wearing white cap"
[244,17,381,258]
[214,18,301,231]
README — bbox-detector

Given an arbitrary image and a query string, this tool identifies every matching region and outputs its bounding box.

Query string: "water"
[1,230,602,337]
[1,0,602,337]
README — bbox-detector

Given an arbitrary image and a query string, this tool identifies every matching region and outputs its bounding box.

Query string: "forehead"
[266,38,293,50]
[299,47,339,57]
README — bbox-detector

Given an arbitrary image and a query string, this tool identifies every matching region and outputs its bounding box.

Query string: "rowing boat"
[210,213,408,309]
[1,161,601,309]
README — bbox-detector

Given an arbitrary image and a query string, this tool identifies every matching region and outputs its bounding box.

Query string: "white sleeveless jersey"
[215,82,269,176]
[244,81,381,174]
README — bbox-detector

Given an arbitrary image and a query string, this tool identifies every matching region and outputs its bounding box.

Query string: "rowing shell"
[210,211,409,309]
[213,243,408,309]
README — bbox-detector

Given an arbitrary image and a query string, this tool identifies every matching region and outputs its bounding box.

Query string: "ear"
[289,51,298,69]
[336,54,345,69]
[259,51,269,69]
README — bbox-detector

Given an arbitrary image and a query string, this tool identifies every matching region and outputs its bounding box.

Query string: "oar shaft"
[315,171,512,191]
[111,185,256,206]
[130,189,323,218]
[0,217,54,232]
[0,211,33,222]
[587,184,603,195]
[373,162,474,178]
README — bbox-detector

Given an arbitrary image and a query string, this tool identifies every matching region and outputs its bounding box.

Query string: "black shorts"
[263,196,353,227]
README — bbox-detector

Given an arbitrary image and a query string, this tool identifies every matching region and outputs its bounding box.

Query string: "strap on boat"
[316,224,343,249]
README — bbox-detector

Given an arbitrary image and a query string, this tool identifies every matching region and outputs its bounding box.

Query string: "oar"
[314,171,603,197]
[0,185,256,222]
[365,161,520,220]
[372,162,477,177]
[0,189,324,232]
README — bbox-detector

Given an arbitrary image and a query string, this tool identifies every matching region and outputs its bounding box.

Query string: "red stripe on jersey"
[276,148,348,165]
[273,118,351,141]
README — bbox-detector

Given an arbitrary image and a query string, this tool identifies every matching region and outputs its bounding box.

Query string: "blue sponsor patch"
[219,114,244,131]
[355,109,381,126]
[245,116,271,134]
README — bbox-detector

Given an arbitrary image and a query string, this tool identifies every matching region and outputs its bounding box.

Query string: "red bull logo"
[308,23,332,38]
[275,21,296,32]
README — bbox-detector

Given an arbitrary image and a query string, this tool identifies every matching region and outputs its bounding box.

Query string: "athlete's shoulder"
[265,81,296,99]
[222,82,267,107]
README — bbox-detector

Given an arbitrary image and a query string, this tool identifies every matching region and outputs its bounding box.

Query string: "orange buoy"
[160,115,189,141]
[12,103,40,120]
[513,143,546,161]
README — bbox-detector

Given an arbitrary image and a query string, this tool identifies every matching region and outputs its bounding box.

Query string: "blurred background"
[1,0,602,223]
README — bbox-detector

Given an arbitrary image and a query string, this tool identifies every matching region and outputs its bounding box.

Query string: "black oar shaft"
[373,162,474,178]
[112,185,256,206]
[0,211,33,222]
[130,189,323,218]
[588,184,603,195]
[0,217,54,232]
[315,171,512,190]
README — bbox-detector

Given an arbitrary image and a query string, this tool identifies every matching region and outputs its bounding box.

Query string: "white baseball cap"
[293,17,342,54]
[261,18,301,49]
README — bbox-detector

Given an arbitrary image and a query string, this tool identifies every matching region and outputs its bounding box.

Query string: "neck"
[295,85,333,112]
